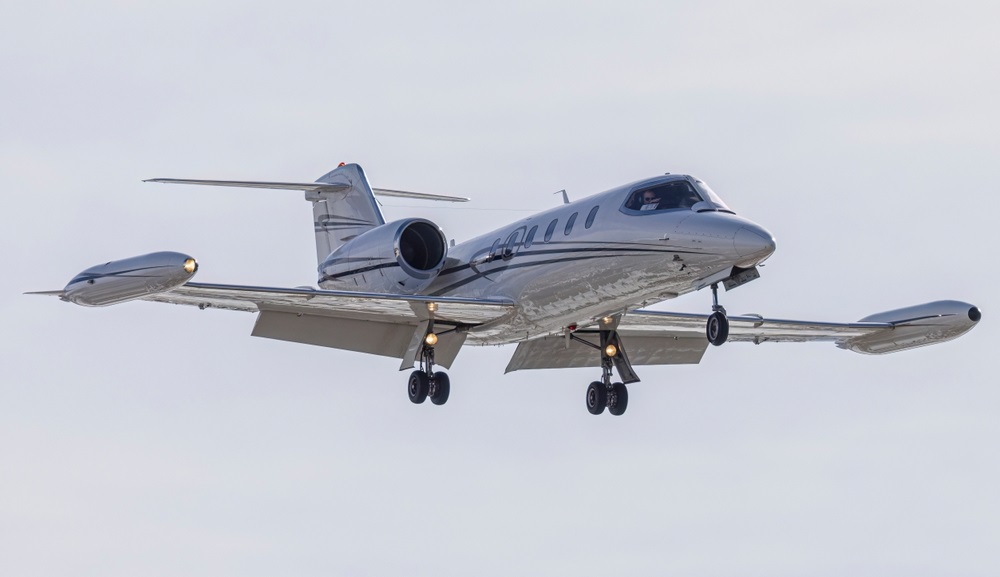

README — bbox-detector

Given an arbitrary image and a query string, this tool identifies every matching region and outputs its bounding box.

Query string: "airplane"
[29,163,982,416]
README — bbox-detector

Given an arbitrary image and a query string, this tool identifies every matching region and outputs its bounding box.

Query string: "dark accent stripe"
[319,262,400,282]
[69,265,173,285]
[430,251,694,295]
[890,314,956,325]
[313,224,367,232]
[439,245,704,277]
[315,214,376,225]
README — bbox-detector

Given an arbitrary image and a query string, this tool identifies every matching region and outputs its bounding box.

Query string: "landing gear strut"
[706,282,730,346]
[408,334,451,406]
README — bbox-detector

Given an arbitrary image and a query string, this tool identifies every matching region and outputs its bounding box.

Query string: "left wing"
[505,300,981,372]
[144,282,512,323]
[143,282,514,369]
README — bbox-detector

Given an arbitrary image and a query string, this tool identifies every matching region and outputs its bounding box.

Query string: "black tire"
[706,311,730,346]
[609,382,629,416]
[430,371,451,405]
[408,370,429,404]
[586,381,607,415]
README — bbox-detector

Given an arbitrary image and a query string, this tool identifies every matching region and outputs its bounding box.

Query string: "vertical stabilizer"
[307,163,385,265]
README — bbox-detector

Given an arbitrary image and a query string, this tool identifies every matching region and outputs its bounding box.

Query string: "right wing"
[505,301,981,372]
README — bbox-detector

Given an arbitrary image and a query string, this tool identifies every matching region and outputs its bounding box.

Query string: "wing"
[144,282,514,369]
[505,300,981,372]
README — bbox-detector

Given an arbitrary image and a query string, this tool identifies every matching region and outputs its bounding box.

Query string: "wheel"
[407,370,429,404]
[430,371,451,405]
[706,310,730,346]
[608,382,629,416]
[586,381,607,415]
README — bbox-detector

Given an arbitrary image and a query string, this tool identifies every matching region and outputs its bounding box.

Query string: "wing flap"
[505,333,708,373]
[252,309,414,358]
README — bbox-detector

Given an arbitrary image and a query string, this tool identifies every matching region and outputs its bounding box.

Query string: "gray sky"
[2,1,998,575]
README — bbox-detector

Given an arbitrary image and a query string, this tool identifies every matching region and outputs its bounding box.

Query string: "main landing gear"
[407,336,451,406]
[586,359,630,417]
[569,327,637,416]
[706,282,730,347]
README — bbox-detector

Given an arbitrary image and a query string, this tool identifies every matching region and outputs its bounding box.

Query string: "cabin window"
[524,225,538,248]
[502,229,522,260]
[564,212,578,235]
[544,219,558,242]
[623,180,702,213]
[488,238,501,261]
[585,205,599,228]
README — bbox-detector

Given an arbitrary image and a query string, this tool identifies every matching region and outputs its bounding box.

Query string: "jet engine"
[318,218,448,294]
[61,251,198,306]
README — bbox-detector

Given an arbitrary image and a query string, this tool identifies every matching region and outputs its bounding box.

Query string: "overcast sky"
[2,1,998,576]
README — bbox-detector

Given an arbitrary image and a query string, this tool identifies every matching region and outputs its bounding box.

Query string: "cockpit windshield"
[620,176,735,215]
[692,179,733,212]
[623,180,702,212]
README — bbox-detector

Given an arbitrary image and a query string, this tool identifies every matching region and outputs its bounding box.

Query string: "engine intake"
[398,220,447,275]
[319,218,448,294]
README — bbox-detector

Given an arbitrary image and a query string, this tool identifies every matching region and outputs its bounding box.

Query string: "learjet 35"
[31,163,982,415]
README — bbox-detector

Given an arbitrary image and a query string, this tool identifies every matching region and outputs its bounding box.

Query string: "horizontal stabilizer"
[144,179,469,202]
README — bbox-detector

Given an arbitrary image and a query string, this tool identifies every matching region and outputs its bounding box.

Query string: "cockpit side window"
[623,181,703,213]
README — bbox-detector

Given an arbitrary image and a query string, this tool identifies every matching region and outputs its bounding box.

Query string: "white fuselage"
[355,175,776,345]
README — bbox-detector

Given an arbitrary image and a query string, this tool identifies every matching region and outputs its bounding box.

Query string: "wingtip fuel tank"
[841,300,982,354]
[62,251,198,307]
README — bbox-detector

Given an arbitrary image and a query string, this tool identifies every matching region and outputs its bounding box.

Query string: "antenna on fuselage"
[555,189,569,204]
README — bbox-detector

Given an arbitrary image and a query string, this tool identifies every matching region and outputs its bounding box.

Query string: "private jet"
[30,163,982,415]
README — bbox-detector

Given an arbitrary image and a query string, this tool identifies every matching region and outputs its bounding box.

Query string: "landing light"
[183,258,198,274]
[604,344,618,357]
[425,333,438,346]
[427,302,439,313]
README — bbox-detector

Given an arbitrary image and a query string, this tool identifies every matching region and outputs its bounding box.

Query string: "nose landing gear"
[706,282,730,346]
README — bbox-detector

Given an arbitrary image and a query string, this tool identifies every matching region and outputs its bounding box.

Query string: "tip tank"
[842,300,981,354]
[62,251,198,307]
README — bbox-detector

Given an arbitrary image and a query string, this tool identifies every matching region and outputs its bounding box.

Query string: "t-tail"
[140,162,469,270]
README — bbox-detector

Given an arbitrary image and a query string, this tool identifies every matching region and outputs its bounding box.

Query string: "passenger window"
[488,238,501,261]
[564,212,578,235]
[502,229,521,260]
[585,206,599,229]
[544,219,558,242]
[524,225,538,248]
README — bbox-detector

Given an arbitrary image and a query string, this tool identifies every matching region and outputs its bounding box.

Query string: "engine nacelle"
[63,251,198,306]
[318,218,448,294]
[841,300,982,354]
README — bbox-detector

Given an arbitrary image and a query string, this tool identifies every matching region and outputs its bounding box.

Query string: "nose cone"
[734,224,776,266]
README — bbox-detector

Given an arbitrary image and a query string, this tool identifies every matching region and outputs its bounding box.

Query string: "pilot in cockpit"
[640,190,660,211]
